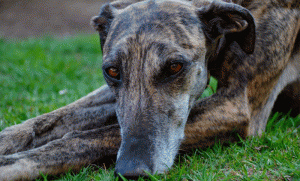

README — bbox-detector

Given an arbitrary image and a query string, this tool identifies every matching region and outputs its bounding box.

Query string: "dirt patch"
[0,0,110,38]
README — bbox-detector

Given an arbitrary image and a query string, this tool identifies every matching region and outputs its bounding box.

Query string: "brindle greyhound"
[0,0,299,180]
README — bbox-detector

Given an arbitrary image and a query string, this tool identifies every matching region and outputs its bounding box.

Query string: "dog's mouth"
[113,100,190,178]
[114,129,184,179]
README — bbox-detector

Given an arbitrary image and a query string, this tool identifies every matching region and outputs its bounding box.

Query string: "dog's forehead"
[130,0,193,12]
[117,0,197,23]
[103,0,204,60]
[124,0,194,11]
[113,0,197,28]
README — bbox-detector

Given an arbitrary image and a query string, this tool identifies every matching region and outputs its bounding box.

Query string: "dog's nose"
[114,162,150,180]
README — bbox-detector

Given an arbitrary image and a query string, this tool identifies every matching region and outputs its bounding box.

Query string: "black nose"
[114,162,150,180]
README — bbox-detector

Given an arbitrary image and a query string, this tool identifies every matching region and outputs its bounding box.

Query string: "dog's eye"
[106,67,120,80]
[169,63,183,75]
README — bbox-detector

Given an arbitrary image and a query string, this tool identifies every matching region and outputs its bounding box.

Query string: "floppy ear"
[91,4,116,51]
[91,0,141,51]
[197,1,255,59]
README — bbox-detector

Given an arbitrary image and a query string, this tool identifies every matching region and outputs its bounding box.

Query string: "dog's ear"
[91,4,117,51]
[91,0,140,51]
[197,1,255,58]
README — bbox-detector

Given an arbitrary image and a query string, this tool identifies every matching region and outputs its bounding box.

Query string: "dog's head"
[92,0,255,178]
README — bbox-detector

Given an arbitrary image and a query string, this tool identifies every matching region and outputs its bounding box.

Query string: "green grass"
[0,34,105,130]
[0,34,299,181]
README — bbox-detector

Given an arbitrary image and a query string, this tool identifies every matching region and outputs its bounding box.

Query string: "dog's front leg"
[0,87,251,180]
[182,88,251,150]
[0,124,121,181]
[0,84,117,155]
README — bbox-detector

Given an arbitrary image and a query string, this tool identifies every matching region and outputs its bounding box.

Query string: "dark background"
[0,0,110,38]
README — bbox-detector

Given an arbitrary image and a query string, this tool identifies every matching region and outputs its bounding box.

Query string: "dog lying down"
[0,0,299,180]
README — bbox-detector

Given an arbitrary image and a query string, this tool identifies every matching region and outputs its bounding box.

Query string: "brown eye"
[107,67,120,79]
[169,63,183,74]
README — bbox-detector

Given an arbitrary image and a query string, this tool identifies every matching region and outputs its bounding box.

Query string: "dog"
[0,0,299,180]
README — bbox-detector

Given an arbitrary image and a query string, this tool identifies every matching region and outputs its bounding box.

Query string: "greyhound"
[0,0,299,180]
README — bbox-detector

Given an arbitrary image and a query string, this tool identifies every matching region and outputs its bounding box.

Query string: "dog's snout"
[114,161,150,180]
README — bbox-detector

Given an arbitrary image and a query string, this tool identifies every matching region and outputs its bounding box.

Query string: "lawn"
[0,34,299,181]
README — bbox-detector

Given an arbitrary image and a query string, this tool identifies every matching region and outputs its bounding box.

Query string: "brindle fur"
[0,0,299,180]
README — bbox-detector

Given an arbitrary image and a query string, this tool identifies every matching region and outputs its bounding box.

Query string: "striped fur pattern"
[0,0,299,180]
